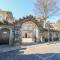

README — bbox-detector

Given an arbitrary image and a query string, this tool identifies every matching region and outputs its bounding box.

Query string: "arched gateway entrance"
[0,28,10,45]
[0,26,14,46]
[19,18,41,44]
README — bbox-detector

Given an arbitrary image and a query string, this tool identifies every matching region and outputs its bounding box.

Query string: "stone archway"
[19,19,41,44]
[0,28,10,45]
[0,26,14,46]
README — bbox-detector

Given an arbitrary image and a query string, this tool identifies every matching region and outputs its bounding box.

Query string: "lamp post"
[40,26,44,43]
[47,21,50,43]
[13,19,16,45]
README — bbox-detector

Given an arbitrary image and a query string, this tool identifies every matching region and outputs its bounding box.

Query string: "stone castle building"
[0,10,60,45]
[0,9,13,23]
[0,10,14,45]
[16,17,60,44]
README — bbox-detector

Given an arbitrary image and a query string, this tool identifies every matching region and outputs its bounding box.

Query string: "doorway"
[0,28,10,45]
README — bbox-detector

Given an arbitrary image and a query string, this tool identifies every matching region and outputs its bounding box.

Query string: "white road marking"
[35,54,56,60]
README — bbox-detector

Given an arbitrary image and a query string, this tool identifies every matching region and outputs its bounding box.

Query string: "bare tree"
[34,0,59,28]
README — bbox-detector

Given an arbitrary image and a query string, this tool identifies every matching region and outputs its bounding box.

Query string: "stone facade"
[0,25,14,46]
[16,18,60,44]
[42,29,60,43]
[0,10,60,45]
[0,20,60,45]
[0,9,13,23]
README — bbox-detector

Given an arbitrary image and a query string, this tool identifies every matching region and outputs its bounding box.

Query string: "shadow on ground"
[0,48,60,60]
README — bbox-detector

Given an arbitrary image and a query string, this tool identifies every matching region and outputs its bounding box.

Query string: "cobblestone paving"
[0,50,60,60]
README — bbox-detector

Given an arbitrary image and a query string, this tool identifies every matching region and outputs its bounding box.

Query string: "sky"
[0,0,60,22]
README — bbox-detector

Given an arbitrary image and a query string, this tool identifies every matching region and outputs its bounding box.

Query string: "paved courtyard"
[0,42,60,60]
[0,51,60,60]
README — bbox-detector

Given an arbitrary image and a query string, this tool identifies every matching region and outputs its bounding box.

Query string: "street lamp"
[47,21,50,43]
[13,18,16,45]
[40,26,44,43]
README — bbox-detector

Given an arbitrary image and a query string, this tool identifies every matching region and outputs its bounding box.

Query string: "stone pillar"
[19,26,22,44]
[48,29,50,43]
[38,33,43,43]
[51,32,54,43]
[40,35,43,43]
[40,33,44,43]
[36,29,39,43]
[58,33,60,41]
[43,20,46,28]
[9,29,14,46]
[38,30,41,43]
